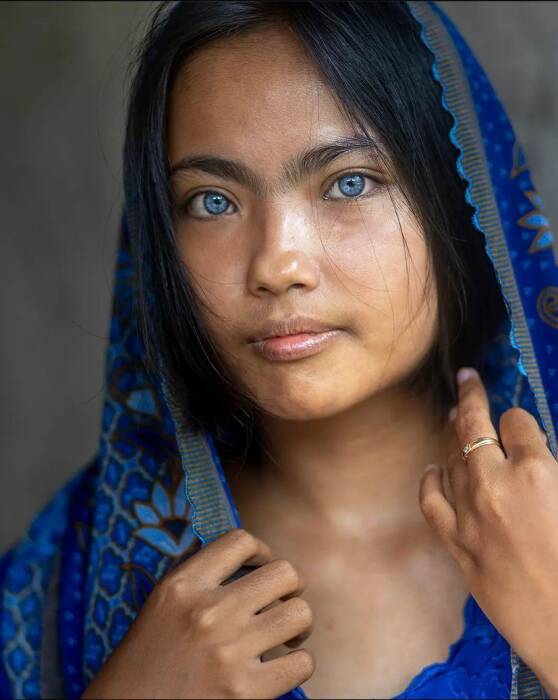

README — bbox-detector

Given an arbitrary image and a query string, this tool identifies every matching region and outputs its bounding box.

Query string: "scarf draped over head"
[1,2,556,699]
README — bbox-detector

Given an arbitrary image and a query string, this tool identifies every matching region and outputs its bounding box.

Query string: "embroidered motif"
[510,143,556,263]
[537,286,558,330]
[518,191,555,257]
[132,477,198,558]
[2,5,557,700]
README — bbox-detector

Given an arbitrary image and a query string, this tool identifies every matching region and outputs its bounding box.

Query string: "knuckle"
[471,483,497,517]
[456,408,479,435]
[272,558,301,586]
[294,649,316,680]
[213,643,236,668]
[158,572,189,602]
[520,456,546,485]
[222,677,247,699]
[472,475,506,517]
[419,492,437,520]
[454,544,477,574]
[224,676,253,698]
[191,601,220,632]
[228,528,256,548]
[279,649,315,685]
[512,445,540,468]
[456,512,481,553]
[524,454,543,472]
[289,597,313,624]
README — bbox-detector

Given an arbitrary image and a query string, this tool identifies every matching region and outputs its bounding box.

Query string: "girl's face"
[167,23,438,421]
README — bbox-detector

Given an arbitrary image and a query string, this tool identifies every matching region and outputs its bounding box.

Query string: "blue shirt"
[279,593,511,699]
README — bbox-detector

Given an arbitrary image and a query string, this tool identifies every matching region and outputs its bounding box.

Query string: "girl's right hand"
[80,528,315,699]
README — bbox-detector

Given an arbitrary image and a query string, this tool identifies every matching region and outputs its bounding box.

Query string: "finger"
[176,528,274,589]
[247,597,313,658]
[222,558,305,614]
[445,418,469,504]
[455,367,505,469]
[419,465,458,552]
[499,407,552,465]
[256,599,311,648]
[441,458,457,509]
[257,648,316,698]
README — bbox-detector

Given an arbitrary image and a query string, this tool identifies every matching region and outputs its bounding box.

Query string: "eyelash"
[177,171,382,220]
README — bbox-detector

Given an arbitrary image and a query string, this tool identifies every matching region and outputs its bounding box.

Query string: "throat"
[258,524,470,700]
[221,455,470,699]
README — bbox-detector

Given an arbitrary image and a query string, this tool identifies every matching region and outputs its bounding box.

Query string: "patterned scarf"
[1,2,556,698]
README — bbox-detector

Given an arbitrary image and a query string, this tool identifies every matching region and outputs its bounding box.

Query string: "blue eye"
[182,191,236,219]
[179,172,378,220]
[325,173,377,200]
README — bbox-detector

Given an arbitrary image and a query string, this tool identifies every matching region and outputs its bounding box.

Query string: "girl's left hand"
[419,366,558,697]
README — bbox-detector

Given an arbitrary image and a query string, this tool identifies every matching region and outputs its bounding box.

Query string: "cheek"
[175,199,438,421]
[300,204,437,409]
[322,198,434,338]
[258,216,435,420]
[177,232,245,326]
[362,218,435,372]
[178,229,244,285]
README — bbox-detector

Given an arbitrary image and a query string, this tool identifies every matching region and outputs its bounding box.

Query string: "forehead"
[166,23,355,167]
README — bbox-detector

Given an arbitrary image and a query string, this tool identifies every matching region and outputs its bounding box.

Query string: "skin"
[81,529,316,699]
[166,22,468,699]
[83,20,558,700]
[422,368,558,697]
[167,24,451,525]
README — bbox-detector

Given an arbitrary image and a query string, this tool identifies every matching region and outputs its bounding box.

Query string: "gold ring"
[462,437,502,461]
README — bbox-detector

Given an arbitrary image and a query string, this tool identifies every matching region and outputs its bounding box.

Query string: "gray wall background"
[1,1,557,551]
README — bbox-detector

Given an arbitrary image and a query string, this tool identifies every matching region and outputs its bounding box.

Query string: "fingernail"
[457,367,477,384]
[424,463,438,473]
[448,405,458,422]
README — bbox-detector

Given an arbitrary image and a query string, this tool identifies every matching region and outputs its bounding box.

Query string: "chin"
[251,375,364,422]
[261,398,343,422]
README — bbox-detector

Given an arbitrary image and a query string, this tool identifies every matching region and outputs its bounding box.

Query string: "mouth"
[248,329,343,361]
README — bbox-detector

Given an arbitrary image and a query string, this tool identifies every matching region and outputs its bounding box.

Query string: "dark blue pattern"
[58,461,98,699]
[0,551,15,700]
[0,2,556,698]
[429,3,557,450]
[0,470,81,697]
[393,595,511,698]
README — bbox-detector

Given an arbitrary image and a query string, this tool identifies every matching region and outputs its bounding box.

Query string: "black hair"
[123,0,507,468]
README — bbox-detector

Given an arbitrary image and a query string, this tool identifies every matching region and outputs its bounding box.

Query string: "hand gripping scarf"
[1,2,557,698]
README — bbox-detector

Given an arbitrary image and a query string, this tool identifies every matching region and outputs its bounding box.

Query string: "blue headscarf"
[1,2,556,698]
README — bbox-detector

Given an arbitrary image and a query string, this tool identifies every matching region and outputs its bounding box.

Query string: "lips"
[248,315,338,343]
[249,329,343,361]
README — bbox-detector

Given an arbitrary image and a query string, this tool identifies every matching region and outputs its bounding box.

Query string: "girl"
[1,2,557,698]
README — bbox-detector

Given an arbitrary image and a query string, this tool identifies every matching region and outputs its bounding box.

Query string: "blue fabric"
[393,595,512,699]
[278,594,512,700]
[1,2,556,698]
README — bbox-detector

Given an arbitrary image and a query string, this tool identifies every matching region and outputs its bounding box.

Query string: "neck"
[227,388,453,539]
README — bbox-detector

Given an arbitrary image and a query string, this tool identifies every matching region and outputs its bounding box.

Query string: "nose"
[246,206,320,298]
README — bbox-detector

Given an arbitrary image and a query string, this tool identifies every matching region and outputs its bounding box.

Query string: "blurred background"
[1,1,557,551]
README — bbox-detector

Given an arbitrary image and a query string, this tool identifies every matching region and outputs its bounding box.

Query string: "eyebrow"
[168,134,382,198]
